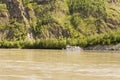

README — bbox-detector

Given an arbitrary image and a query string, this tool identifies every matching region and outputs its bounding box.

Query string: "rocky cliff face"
[0,0,120,41]
[1,0,35,40]
[1,0,29,24]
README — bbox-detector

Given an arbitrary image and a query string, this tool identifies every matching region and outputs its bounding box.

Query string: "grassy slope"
[0,0,120,49]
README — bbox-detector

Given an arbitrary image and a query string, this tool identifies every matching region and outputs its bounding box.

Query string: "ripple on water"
[0,50,120,80]
[0,60,120,80]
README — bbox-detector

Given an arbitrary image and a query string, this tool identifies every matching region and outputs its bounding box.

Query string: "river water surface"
[0,49,120,80]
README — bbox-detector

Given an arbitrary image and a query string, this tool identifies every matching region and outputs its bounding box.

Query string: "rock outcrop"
[2,0,27,23]
[1,0,35,40]
[0,0,120,45]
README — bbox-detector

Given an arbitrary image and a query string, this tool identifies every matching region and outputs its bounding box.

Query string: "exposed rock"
[1,0,35,40]
[84,44,120,50]
[108,0,119,4]
[0,0,120,43]
[0,12,9,25]
[2,0,24,22]
[36,0,53,4]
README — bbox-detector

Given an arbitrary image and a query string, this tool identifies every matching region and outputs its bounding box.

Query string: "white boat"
[66,45,82,51]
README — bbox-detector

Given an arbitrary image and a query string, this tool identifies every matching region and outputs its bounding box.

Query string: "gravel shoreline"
[84,44,120,50]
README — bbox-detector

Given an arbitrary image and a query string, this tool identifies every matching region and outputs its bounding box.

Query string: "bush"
[0,4,7,12]
[2,22,27,41]
[68,0,106,17]
[0,29,120,49]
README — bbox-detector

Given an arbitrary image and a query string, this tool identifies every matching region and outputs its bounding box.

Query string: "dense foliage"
[0,0,120,49]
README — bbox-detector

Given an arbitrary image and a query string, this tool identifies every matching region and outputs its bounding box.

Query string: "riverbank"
[0,39,120,51]
[84,44,120,50]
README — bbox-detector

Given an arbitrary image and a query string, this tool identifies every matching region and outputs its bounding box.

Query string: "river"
[0,49,120,80]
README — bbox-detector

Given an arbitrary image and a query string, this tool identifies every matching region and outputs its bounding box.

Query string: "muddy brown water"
[0,49,120,80]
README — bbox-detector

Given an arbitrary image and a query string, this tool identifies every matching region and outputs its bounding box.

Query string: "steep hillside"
[0,0,120,49]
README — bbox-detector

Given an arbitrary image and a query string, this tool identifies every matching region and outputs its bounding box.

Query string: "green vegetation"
[1,22,27,41]
[0,4,7,12]
[68,0,106,17]
[0,29,120,49]
[0,0,120,49]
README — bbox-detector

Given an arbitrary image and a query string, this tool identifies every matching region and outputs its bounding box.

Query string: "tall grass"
[0,29,120,49]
